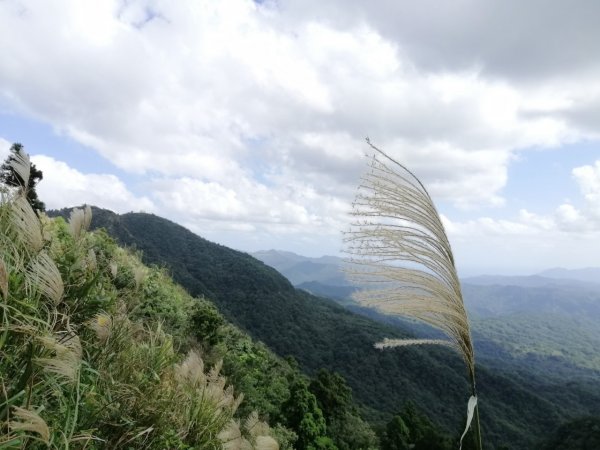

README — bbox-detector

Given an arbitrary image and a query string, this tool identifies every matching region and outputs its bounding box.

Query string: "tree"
[309,369,353,421]
[282,380,334,450]
[539,416,600,450]
[1,143,45,212]
[309,369,378,450]
[381,403,452,450]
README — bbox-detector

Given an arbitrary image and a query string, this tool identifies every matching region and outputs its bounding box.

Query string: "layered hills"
[49,207,600,449]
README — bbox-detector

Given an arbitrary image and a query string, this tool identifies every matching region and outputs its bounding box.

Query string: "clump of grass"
[345,139,481,450]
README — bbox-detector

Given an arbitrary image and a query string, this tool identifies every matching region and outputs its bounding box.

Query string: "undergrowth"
[0,157,280,449]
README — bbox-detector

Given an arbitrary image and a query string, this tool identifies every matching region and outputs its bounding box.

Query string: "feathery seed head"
[245,411,260,436]
[255,436,279,450]
[244,412,272,441]
[345,141,475,376]
[109,261,118,278]
[375,338,457,350]
[83,204,92,229]
[27,251,64,305]
[219,420,243,450]
[11,195,43,251]
[68,205,93,240]
[36,331,81,381]
[209,359,223,382]
[87,249,97,271]
[133,266,146,289]
[8,146,31,187]
[9,407,50,443]
[175,350,206,386]
[90,312,112,342]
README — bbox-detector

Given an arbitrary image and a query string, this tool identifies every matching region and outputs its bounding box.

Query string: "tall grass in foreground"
[345,140,482,450]
[0,147,280,449]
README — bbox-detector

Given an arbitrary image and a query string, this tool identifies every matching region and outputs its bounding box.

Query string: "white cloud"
[573,161,600,216]
[31,155,154,213]
[446,160,600,237]
[1,0,596,212]
[1,1,600,267]
[0,138,11,160]
[442,160,600,273]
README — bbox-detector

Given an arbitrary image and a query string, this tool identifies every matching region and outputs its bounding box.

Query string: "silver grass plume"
[175,350,206,387]
[133,266,146,289]
[345,140,481,449]
[244,412,261,437]
[109,261,118,278]
[36,331,81,382]
[255,436,279,450]
[87,249,97,271]
[27,251,64,305]
[69,205,92,240]
[219,420,246,450]
[245,411,279,450]
[89,312,112,342]
[8,146,31,187]
[9,406,50,443]
[11,195,43,251]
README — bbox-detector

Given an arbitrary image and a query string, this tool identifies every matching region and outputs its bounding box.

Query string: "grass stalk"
[346,139,483,450]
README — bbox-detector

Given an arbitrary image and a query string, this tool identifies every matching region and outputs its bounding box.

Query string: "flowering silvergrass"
[344,139,482,450]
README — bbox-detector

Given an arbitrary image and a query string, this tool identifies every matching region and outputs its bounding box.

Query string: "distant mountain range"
[252,249,600,289]
[253,249,600,379]
[252,250,350,286]
[538,267,600,284]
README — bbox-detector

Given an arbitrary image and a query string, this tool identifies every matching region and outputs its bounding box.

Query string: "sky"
[1,0,599,276]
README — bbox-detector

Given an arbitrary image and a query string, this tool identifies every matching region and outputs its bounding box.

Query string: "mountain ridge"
[48,206,600,449]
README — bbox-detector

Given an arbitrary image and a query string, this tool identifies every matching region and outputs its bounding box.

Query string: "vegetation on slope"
[0,196,284,448]
[538,417,600,450]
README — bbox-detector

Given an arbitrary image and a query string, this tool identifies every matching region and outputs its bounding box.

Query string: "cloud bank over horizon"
[1,0,599,274]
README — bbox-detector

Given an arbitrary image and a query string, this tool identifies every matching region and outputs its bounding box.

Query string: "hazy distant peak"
[537,267,600,284]
[253,249,348,286]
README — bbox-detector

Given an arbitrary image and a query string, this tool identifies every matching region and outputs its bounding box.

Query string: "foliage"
[0,143,45,212]
[538,416,600,450]
[282,380,330,450]
[309,369,378,450]
[309,369,353,418]
[0,188,280,447]
[380,402,453,450]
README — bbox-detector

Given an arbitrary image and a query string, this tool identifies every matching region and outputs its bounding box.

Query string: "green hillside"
[49,206,600,449]
[254,251,600,392]
[1,201,289,448]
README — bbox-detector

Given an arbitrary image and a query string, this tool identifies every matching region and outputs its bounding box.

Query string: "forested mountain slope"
[255,251,600,380]
[2,203,291,448]
[49,207,600,449]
